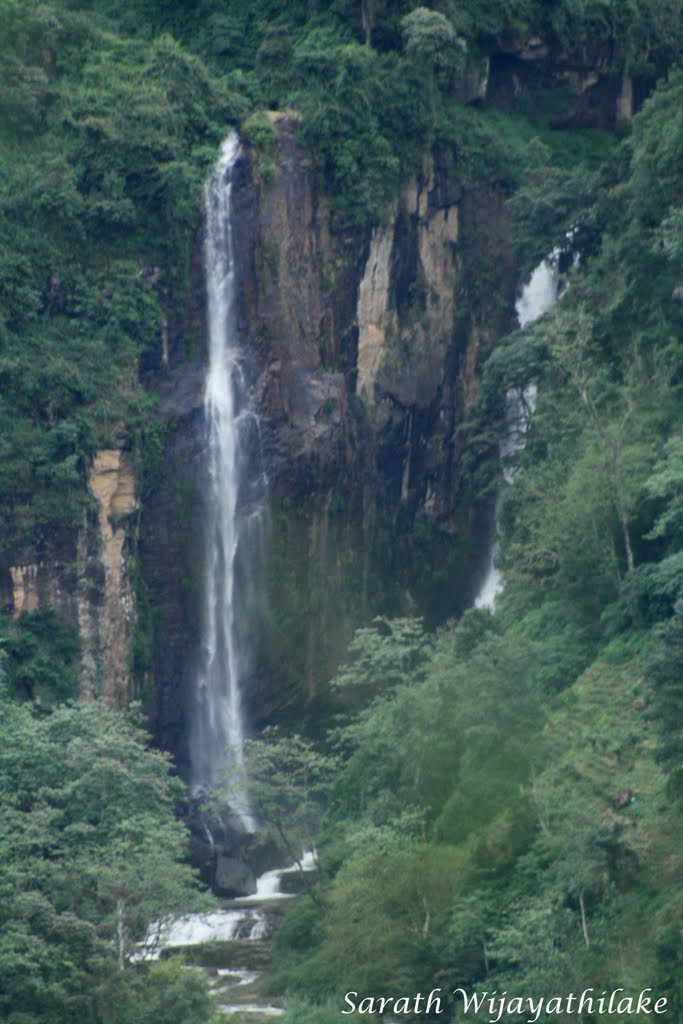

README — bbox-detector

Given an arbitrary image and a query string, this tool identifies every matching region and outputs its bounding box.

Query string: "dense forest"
[2,0,683,1021]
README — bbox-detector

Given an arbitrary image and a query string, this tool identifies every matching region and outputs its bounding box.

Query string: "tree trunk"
[117,898,126,971]
[616,485,635,573]
[579,889,590,948]
[361,0,373,46]
[274,818,323,912]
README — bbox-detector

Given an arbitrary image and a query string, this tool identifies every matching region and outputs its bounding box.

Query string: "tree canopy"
[0,698,216,1024]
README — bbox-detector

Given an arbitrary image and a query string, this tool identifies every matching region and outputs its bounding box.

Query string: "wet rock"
[215,856,257,898]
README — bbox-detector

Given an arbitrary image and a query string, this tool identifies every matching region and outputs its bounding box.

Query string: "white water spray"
[191,133,267,830]
[474,255,560,610]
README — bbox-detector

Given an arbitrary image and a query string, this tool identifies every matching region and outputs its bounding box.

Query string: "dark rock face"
[232,116,363,502]
[138,388,206,776]
[138,233,209,775]
[214,856,257,898]
[230,115,517,707]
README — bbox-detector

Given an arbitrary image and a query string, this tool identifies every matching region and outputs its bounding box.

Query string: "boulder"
[215,855,257,897]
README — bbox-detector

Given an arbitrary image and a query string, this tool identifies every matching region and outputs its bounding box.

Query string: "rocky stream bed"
[143,855,317,1021]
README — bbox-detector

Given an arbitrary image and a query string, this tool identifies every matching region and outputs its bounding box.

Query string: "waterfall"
[515,255,560,331]
[190,133,267,831]
[474,255,560,610]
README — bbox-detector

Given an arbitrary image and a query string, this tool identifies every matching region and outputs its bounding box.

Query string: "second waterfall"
[191,133,268,831]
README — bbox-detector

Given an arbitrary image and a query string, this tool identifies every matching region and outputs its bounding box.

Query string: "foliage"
[0,608,80,706]
[330,616,432,701]
[646,600,683,798]
[401,7,463,69]
[106,959,220,1024]
[645,434,683,543]
[507,138,605,271]
[241,109,277,149]
[0,3,235,556]
[243,728,339,871]
[0,698,216,1023]
[290,42,406,227]
[0,0,659,556]
[628,67,683,224]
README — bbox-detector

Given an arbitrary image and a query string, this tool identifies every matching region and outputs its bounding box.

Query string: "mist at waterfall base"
[474,255,560,610]
[190,132,268,837]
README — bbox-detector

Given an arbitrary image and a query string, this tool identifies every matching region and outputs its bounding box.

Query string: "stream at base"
[140,853,316,1020]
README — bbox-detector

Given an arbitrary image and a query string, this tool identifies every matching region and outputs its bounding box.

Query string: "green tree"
[645,435,683,546]
[0,608,80,706]
[401,7,460,66]
[0,699,214,1022]
[242,728,338,904]
[647,600,683,797]
[544,307,656,576]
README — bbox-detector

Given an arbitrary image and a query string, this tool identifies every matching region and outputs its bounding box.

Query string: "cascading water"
[191,133,268,831]
[138,854,317,1017]
[515,255,561,331]
[474,255,560,610]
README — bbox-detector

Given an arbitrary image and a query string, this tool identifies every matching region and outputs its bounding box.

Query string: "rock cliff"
[139,111,515,769]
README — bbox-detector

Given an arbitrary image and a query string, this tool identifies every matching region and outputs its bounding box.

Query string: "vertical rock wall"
[138,111,517,752]
[88,450,137,704]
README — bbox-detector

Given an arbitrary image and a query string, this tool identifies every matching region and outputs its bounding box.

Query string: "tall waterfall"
[191,133,267,831]
[474,256,560,610]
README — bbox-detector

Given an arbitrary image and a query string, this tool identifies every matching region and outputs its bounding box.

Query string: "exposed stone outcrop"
[616,73,634,123]
[488,37,651,128]
[3,535,101,699]
[9,563,40,617]
[356,214,396,403]
[89,450,137,706]
[214,856,257,898]
[234,113,360,500]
